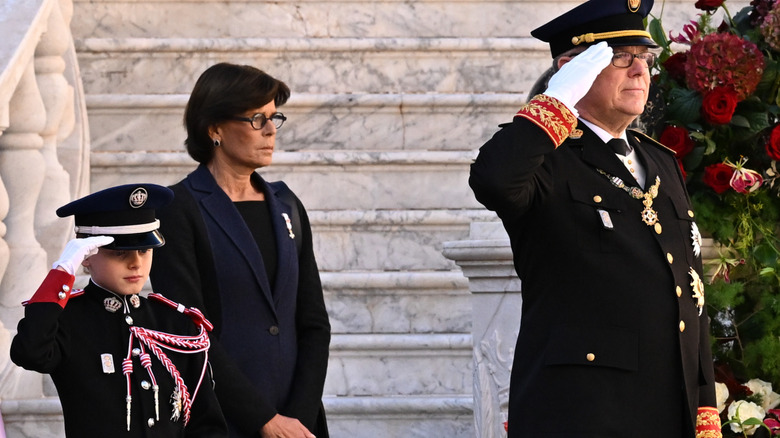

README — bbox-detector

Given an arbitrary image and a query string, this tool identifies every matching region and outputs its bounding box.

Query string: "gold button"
[667,253,674,264]
[676,286,682,297]
[586,353,595,362]
[593,196,602,203]
[630,168,635,173]
[688,210,695,218]
[654,223,662,234]
[679,320,686,332]
[628,160,633,165]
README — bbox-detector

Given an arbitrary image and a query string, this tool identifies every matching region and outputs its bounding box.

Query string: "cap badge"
[628,0,641,13]
[129,187,148,208]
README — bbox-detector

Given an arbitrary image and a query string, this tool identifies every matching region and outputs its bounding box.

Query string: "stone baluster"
[34,0,74,267]
[0,59,50,401]
[443,221,521,438]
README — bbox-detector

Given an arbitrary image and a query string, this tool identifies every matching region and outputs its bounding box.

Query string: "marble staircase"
[63,0,716,436]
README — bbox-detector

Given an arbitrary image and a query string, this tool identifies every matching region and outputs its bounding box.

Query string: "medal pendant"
[641,195,658,226]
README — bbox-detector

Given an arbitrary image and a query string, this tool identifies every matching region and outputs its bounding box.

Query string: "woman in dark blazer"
[150,63,331,438]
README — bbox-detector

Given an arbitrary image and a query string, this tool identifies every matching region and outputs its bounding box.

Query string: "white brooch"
[691,222,702,258]
[281,213,295,239]
[689,267,705,316]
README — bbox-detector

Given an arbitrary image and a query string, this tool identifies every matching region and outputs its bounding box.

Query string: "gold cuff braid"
[696,406,722,438]
[514,94,577,147]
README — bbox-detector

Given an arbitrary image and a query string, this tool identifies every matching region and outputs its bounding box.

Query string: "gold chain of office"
[596,168,661,226]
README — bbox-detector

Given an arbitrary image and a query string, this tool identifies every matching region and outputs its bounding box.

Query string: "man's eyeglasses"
[230,112,287,130]
[611,52,657,69]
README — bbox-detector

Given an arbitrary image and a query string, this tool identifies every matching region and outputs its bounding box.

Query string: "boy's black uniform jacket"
[11,272,227,437]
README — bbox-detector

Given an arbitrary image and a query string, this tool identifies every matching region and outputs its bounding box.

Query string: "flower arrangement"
[649,0,780,435]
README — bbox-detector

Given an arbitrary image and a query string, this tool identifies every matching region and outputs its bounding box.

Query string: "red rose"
[695,0,724,11]
[766,125,780,161]
[662,52,688,84]
[701,87,738,125]
[659,126,695,158]
[703,163,734,194]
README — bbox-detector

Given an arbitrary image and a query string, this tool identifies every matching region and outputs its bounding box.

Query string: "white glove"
[544,42,613,117]
[53,236,114,275]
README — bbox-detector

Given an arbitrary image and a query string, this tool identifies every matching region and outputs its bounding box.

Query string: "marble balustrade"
[0,0,88,436]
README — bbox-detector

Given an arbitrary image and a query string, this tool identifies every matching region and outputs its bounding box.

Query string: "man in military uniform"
[469,1,721,437]
[11,184,227,437]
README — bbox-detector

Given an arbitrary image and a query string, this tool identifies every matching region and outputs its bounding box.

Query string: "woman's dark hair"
[184,63,291,164]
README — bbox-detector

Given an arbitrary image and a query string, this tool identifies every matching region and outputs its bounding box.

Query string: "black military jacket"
[11,272,227,437]
[470,116,717,437]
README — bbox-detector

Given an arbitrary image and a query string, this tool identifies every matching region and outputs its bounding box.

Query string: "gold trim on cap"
[571,30,652,46]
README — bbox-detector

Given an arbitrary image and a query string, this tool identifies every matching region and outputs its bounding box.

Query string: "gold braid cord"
[696,407,723,438]
[514,94,577,147]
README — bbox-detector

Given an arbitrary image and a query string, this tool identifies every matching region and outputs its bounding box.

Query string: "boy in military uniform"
[11,184,227,437]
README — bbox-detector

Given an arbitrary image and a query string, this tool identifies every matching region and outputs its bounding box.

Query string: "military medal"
[689,267,705,315]
[101,353,116,374]
[691,222,702,258]
[596,169,661,226]
[597,209,614,230]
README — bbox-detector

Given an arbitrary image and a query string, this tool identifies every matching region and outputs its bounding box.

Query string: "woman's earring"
[213,139,220,147]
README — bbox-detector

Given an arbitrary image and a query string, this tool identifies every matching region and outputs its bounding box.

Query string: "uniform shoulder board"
[628,129,676,155]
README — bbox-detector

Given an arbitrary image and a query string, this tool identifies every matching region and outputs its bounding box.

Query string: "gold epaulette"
[515,94,577,147]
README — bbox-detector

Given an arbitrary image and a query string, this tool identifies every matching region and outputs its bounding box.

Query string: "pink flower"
[761,2,780,51]
[670,20,701,44]
[727,157,764,194]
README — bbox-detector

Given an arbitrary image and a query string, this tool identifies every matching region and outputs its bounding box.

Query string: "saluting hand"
[53,236,114,275]
[260,414,316,438]
[543,41,613,117]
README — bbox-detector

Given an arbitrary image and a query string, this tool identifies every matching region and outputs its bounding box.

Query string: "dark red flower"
[662,52,688,84]
[714,362,753,399]
[660,126,695,158]
[695,0,724,11]
[766,125,780,161]
[686,32,765,101]
[701,87,738,125]
[703,163,735,194]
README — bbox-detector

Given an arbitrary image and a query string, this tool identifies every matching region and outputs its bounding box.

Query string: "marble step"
[74,37,550,94]
[324,395,473,438]
[70,0,565,39]
[321,271,471,334]
[325,333,472,396]
[89,150,485,210]
[71,0,705,40]
[1,394,475,438]
[85,92,525,154]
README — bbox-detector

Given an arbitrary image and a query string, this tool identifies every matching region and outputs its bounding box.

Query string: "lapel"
[573,124,637,185]
[627,130,662,190]
[257,175,298,306]
[187,165,295,311]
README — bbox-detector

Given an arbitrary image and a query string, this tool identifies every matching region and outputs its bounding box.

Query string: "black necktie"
[607,138,632,156]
